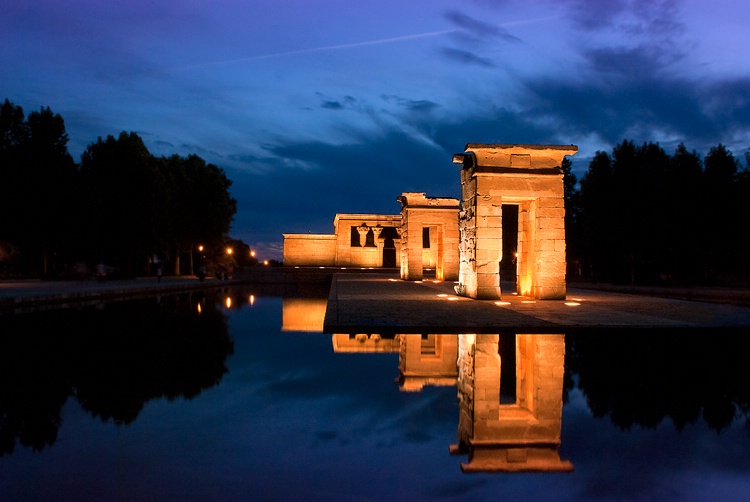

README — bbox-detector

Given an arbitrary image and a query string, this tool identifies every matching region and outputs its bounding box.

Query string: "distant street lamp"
[226,247,233,255]
[250,250,256,258]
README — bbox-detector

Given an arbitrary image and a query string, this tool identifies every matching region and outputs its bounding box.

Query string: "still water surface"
[2,286,750,501]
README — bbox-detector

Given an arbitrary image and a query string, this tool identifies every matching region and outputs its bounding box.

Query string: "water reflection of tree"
[0,291,233,456]
[566,330,750,432]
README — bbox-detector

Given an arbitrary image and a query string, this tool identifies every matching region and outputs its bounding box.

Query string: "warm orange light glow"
[263,260,269,266]
[519,274,533,296]
[226,247,233,255]
[564,301,581,307]
[198,245,204,252]
[225,297,232,308]
[388,278,398,282]
[197,303,202,314]
[447,297,459,301]
[495,301,511,306]
[437,293,448,297]
[521,300,536,304]
[432,280,441,283]
[249,295,255,306]
[250,250,256,258]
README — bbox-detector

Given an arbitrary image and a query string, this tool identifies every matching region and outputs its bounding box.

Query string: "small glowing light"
[249,295,255,306]
[495,301,511,306]
[198,245,204,252]
[250,250,256,258]
[294,266,300,269]
[225,297,232,309]
[432,280,441,283]
[226,247,233,255]
[437,293,448,297]
[564,301,581,307]
[447,297,459,301]
[511,292,518,296]
[572,297,583,302]
[263,260,269,266]
[341,267,346,270]
[388,278,398,282]
[319,266,325,269]
[521,300,536,304]
[197,303,202,314]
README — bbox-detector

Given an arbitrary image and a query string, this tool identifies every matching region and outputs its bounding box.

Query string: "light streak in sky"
[176,15,559,70]
[177,29,457,70]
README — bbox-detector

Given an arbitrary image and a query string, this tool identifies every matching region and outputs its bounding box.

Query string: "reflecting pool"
[2,286,750,501]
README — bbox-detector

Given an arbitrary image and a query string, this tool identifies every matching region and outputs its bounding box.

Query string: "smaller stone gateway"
[397,192,460,281]
[453,143,577,300]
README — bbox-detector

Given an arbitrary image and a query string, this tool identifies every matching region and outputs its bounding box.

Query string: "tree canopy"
[569,139,750,285]
[0,99,237,278]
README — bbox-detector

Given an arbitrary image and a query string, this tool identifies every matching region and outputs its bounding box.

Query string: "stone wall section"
[398,193,460,281]
[452,333,572,472]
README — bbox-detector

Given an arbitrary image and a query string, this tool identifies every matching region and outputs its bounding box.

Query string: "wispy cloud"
[175,29,458,70]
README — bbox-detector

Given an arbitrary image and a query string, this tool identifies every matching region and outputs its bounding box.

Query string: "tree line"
[0,99,237,278]
[565,140,750,285]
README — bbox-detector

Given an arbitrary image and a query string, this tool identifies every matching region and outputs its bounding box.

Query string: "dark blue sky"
[3,0,749,259]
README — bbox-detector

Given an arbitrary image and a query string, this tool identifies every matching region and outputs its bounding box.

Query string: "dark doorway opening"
[499,333,517,405]
[500,205,518,291]
[381,227,398,268]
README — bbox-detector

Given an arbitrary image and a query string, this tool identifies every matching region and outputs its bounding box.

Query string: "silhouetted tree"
[0,101,77,276]
[159,154,237,275]
[665,143,703,283]
[578,150,616,281]
[80,132,167,276]
[702,144,741,280]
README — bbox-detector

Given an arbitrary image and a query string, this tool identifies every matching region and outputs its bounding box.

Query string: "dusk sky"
[3,0,750,259]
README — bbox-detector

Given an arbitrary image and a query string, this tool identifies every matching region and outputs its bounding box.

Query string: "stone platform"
[323,273,750,334]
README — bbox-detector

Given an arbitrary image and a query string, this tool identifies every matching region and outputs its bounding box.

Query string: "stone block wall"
[452,333,572,472]
[454,144,577,300]
[398,192,460,281]
[282,234,336,266]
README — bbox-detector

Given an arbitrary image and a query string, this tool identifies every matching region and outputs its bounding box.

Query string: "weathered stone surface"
[454,143,577,300]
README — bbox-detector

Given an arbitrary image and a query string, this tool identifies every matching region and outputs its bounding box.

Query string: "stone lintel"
[454,144,578,170]
[282,233,335,240]
[398,192,460,209]
[333,213,402,228]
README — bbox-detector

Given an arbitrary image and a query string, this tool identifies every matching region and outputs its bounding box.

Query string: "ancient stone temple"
[452,144,577,300]
[450,333,572,472]
[283,213,401,268]
[397,192,460,281]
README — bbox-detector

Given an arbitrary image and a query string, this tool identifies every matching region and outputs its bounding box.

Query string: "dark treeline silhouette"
[566,140,750,285]
[566,330,750,433]
[0,290,233,456]
[0,99,237,278]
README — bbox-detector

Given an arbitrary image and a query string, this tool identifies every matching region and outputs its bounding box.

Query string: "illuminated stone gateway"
[453,144,577,300]
[283,143,577,299]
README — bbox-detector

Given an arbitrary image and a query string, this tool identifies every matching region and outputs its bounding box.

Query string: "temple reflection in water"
[330,331,571,473]
[280,295,571,473]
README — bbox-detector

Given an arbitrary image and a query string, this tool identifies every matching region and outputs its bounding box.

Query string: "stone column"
[356,224,369,247]
[372,225,384,267]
